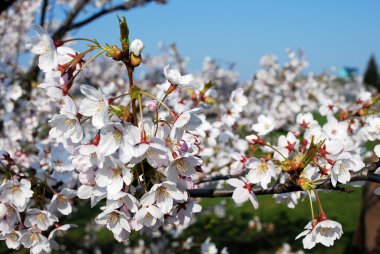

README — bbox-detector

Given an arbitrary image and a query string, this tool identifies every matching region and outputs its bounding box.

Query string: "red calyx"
[92,132,101,146]
[54,41,64,47]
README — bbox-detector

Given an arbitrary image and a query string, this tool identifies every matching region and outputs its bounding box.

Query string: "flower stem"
[154,92,169,135]
[307,190,315,222]
[312,189,327,220]
[140,91,174,117]
[61,38,97,44]
[264,144,287,159]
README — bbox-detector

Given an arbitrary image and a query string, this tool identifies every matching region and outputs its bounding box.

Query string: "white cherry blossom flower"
[48,224,77,251]
[164,65,193,87]
[227,177,258,209]
[296,219,343,249]
[0,230,22,250]
[134,204,164,229]
[49,144,74,172]
[230,88,248,112]
[97,123,140,163]
[24,209,58,231]
[331,152,364,186]
[95,156,133,196]
[251,114,276,136]
[20,228,51,254]
[0,179,33,212]
[246,158,276,189]
[131,138,169,168]
[79,84,109,129]
[201,238,218,254]
[95,209,131,242]
[49,96,83,143]
[173,200,202,225]
[26,25,57,72]
[48,188,77,215]
[140,181,187,214]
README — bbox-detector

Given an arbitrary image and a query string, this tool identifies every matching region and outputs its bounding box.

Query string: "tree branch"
[189,160,380,198]
[52,0,91,40]
[39,0,49,27]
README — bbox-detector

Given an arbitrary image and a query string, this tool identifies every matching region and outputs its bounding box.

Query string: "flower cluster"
[0,7,380,253]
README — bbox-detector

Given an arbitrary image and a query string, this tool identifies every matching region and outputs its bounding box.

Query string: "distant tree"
[363,55,379,90]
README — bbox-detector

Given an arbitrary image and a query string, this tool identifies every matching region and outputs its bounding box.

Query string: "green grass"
[179,189,362,254]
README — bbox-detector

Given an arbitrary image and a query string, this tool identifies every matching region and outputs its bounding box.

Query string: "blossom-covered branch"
[189,160,380,198]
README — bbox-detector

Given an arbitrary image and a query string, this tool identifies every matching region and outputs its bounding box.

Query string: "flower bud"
[118,16,129,52]
[106,45,122,61]
[145,100,158,111]
[130,39,144,56]
[177,140,189,152]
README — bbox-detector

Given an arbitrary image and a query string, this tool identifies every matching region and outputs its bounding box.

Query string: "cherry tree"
[1,1,380,253]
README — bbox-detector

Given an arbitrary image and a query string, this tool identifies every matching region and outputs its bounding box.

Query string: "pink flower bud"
[185,177,194,189]
[145,100,158,111]
[177,140,189,152]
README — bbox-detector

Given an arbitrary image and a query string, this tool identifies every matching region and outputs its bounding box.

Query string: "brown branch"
[189,160,380,198]
[52,0,91,40]
[39,0,49,27]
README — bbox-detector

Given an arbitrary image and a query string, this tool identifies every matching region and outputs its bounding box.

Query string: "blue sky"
[72,0,380,80]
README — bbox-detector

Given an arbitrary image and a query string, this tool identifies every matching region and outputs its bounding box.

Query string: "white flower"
[246,158,276,189]
[296,112,317,129]
[24,209,58,231]
[48,224,77,250]
[319,100,337,116]
[229,153,248,175]
[296,220,343,249]
[227,177,258,209]
[230,88,248,112]
[20,228,51,254]
[251,114,275,136]
[79,84,109,129]
[273,192,301,209]
[48,188,77,215]
[313,220,343,247]
[173,200,202,225]
[140,181,187,214]
[71,144,103,172]
[134,204,164,229]
[0,230,22,249]
[106,191,139,213]
[95,157,133,196]
[26,25,57,72]
[164,65,193,87]
[49,144,74,172]
[171,108,202,142]
[0,179,33,212]
[97,123,140,163]
[201,238,218,254]
[130,39,144,56]
[95,209,131,242]
[322,116,348,141]
[49,96,83,143]
[331,152,364,187]
[131,138,168,168]
[166,156,201,178]
[38,71,67,100]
